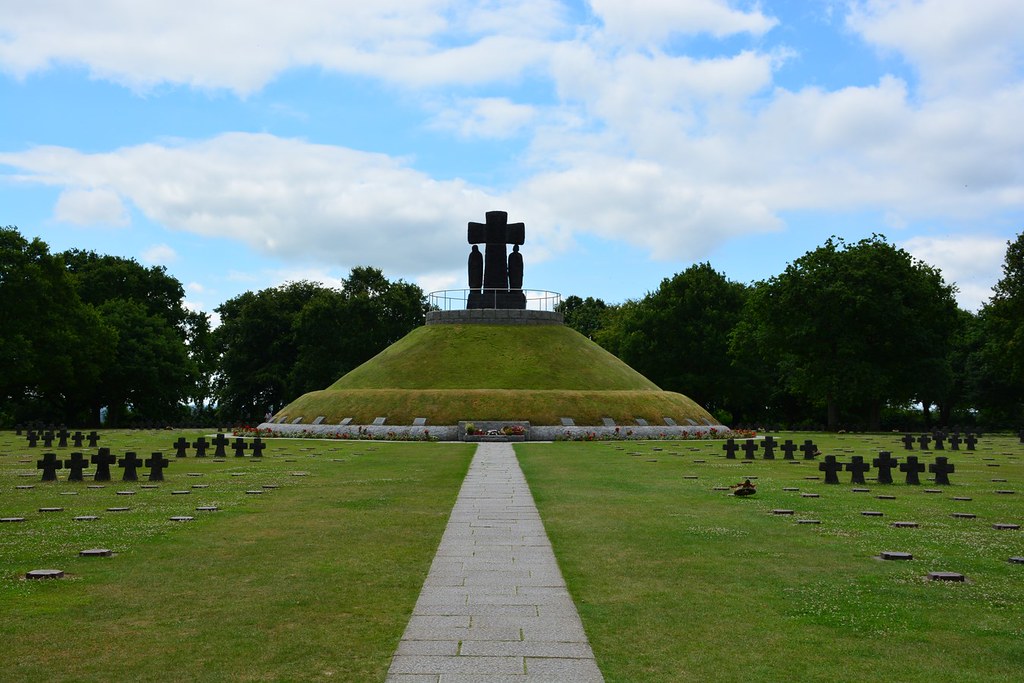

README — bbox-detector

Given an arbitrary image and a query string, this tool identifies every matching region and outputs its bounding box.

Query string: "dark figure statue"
[467,210,525,309]
[468,244,483,292]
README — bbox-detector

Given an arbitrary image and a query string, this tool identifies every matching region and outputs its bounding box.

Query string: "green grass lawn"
[517,433,1024,683]
[0,430,473,682]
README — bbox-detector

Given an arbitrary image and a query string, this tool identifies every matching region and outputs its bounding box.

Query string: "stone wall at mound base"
[255,422,725,441]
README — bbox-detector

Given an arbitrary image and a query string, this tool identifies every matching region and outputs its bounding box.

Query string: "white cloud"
[141,243,178,265]
[53,187,129,226]
[186,282,206,294]
[847,0,1024,95]
[0,0,561,94]
[431,97,537,138]
[902,234,1008,310]
[589,0,777,43]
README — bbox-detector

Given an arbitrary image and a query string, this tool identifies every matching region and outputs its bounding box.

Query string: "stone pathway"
[385,442,604,682]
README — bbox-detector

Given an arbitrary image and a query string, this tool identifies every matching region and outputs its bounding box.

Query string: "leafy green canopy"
[214,267,426,420]
[731,235,959,430]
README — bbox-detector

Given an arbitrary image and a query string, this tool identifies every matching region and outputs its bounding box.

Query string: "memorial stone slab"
[372,417,387,426]
[312,416,326,425]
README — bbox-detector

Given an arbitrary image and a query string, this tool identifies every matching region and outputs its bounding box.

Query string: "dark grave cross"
[37,452,63,482]
[932,432,945,450]
[250,438,266,458]
[87,431,100,448]
[741,439,759,460]
[917,434,931,450]
[172,437,190,458]
[91,448,116,481]
[42,431,54,448]
[119,452,144,481]
[800,440,818,460]
[900,456,926,485]
[723,438,739,459]
[873,451,899,485]
[467,210,526,309]
[192,436,209,458]
[780,440,798,460]
[761,435,776,460]
[26,432,38,448]
[846,455,871,485]
[64,452,90,481]
[212,433,229,457]
[56,428,70,448]
[964,434,978,451]
[71,431,84,448]
[819,455,843,485]
[232,438,248,457]
[929,457,955,486]
[948,433,961,451]
[144,452,170,481]
[901,434,915,450]
[1019,428,1024,444]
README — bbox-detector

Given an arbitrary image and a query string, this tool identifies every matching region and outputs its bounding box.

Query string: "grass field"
[4,430,1023,682]
[0,430,473,682]
[518,433,1024,683]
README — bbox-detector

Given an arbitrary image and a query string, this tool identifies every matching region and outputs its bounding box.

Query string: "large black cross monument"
[467,211,526,309]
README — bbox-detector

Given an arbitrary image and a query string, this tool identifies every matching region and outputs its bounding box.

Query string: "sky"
[2,0,1022,322]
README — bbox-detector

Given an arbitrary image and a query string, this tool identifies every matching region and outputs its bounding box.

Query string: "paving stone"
[386,443,602,682]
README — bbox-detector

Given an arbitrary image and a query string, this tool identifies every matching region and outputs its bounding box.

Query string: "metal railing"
[428,289,562,312]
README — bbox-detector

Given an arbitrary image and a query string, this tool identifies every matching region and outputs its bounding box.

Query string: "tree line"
[0,226,426,427]
[2,225,1020,430]
[558,234,1024,431]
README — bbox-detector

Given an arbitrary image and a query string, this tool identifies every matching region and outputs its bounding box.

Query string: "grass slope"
[330,324,661,391]
[278,324,716,425]
[517,434,1024,683]
[0,431,473,682]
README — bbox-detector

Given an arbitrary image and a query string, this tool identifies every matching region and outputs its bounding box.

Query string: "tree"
[594,263,750,421]
[557,295,613,339]
[0,227,111,425]
[973,231,1024,425]
[732,236,959,430]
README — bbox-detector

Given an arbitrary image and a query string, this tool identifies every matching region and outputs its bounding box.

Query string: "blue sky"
[2,0,1022,322]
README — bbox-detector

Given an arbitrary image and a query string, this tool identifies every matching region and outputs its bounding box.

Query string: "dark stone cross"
[145,452,170,481]
[948,433,961,451]
[900,456,926,485]
[250,437,266,458]
[212,433,229,457]
[964,433,978,451]
[26,431,38,448]
[932,432,945,450]
[761,435,776,460]
[172,437,189,458]
[119,452,144,481]
[800,440,819,460]
[901,434,915,450]
[1019,428,1024,444]
[71,431,84,448]
[91,448,116,481]
[87,431,100,448]
[722,438,739,459]
[467,210,526,310]
[42,431,54,448]
[929,457,955,486]
[37,452,63,481]
[56,428,70,448]
[819,455,843,484]
[192,437,209,458]
[64,452,90,481]
[741,440,759,460]
[917,434,932,450]
[873,451,899,485]
[846,456,871,485]
[232,438,248,457]
[780,440,798,460]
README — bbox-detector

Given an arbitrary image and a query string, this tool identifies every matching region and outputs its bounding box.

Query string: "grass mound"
[278,324,715,426]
